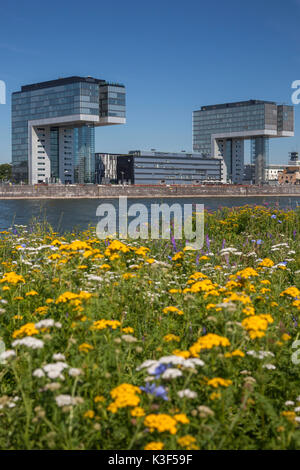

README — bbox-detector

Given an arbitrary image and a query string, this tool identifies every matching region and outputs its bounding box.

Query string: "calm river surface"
[0,196,299,232]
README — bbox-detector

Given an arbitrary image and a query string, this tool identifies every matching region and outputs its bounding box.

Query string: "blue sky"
[0,0,300,164]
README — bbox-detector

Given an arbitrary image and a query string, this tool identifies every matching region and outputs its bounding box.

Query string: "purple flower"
[140,383,168,401]
[206,234,210,250]
[271,214,277,219]
[171,236,177,252]
[151,363,170,378]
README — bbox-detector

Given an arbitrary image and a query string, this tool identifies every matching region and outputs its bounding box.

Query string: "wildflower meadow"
[0,204,300,450]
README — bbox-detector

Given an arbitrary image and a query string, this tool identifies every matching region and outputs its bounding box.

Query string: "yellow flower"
[94,395,106,403]
[48,253,61,260]
[234,267,259,279]
[99,264,111,270]
[130,407,145,417]
[90,319,121,331]
[210,392,221,400]
[107,384,141,413]
[83,410,95,419]
[144,414,177,434]
[12,322,39,338]
[280,287,300,298]
[207,377,232,388]
[79,343,94,353]
[259,258,274,268]
[163,334,180,342]
[242,314,273,339]
[144,442,164,450]
[172,252,183,261]
[243,305,255,316]
[174,413,189,424]
[0,272,25,285]
[163,306,184,315]
[122,273,136,280]
[25,290,38,296]
[224,349,245,358]
[281,411,296,423]
[109,253,120,261]
[34,306,48,315]
[177,435,196,448]
[172,349,191,359]
[122,327,134,333]
[189,333,230,357]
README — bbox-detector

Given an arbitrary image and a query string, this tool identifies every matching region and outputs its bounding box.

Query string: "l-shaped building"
[11,76,126,184]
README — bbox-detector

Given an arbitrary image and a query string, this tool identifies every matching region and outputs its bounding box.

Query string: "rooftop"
[13,76,124,94]
[198,100,277,112]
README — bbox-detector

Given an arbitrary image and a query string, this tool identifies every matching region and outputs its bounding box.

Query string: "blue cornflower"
[152,363,169,378]
[140,383,168,401]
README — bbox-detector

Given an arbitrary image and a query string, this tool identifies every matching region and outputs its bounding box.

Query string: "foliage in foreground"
[0,205,300,449]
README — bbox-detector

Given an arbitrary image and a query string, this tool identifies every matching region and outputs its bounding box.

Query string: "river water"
[0,196,299,232]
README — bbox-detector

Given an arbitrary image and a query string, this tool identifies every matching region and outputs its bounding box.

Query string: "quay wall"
[0,184,300,199]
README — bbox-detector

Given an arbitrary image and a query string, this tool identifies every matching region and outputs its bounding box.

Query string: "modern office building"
[130,151,222,184]
[95,151,223,185]
[12,76,126,184]
[95,153,133,184]
[193,100,294,184]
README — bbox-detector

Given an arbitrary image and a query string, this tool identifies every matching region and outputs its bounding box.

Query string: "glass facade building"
[129,151,222,184]
[12,76,126,183]
[95,151,222,185]
[193,100,294,184]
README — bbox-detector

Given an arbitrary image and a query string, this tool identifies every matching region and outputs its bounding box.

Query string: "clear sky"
[0,0,299,164]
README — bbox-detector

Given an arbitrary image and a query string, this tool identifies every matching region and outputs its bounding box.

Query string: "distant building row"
[11,77,295,185]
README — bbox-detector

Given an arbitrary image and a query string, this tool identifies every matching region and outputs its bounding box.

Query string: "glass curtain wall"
[73,125,95,183]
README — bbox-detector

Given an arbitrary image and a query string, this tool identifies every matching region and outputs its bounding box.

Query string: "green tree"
[0,163,12,181]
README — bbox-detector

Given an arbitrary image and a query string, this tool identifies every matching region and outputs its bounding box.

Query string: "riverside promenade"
[0,184,300,199]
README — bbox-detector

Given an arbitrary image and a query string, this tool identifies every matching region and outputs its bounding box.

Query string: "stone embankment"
[0,184,300,199]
